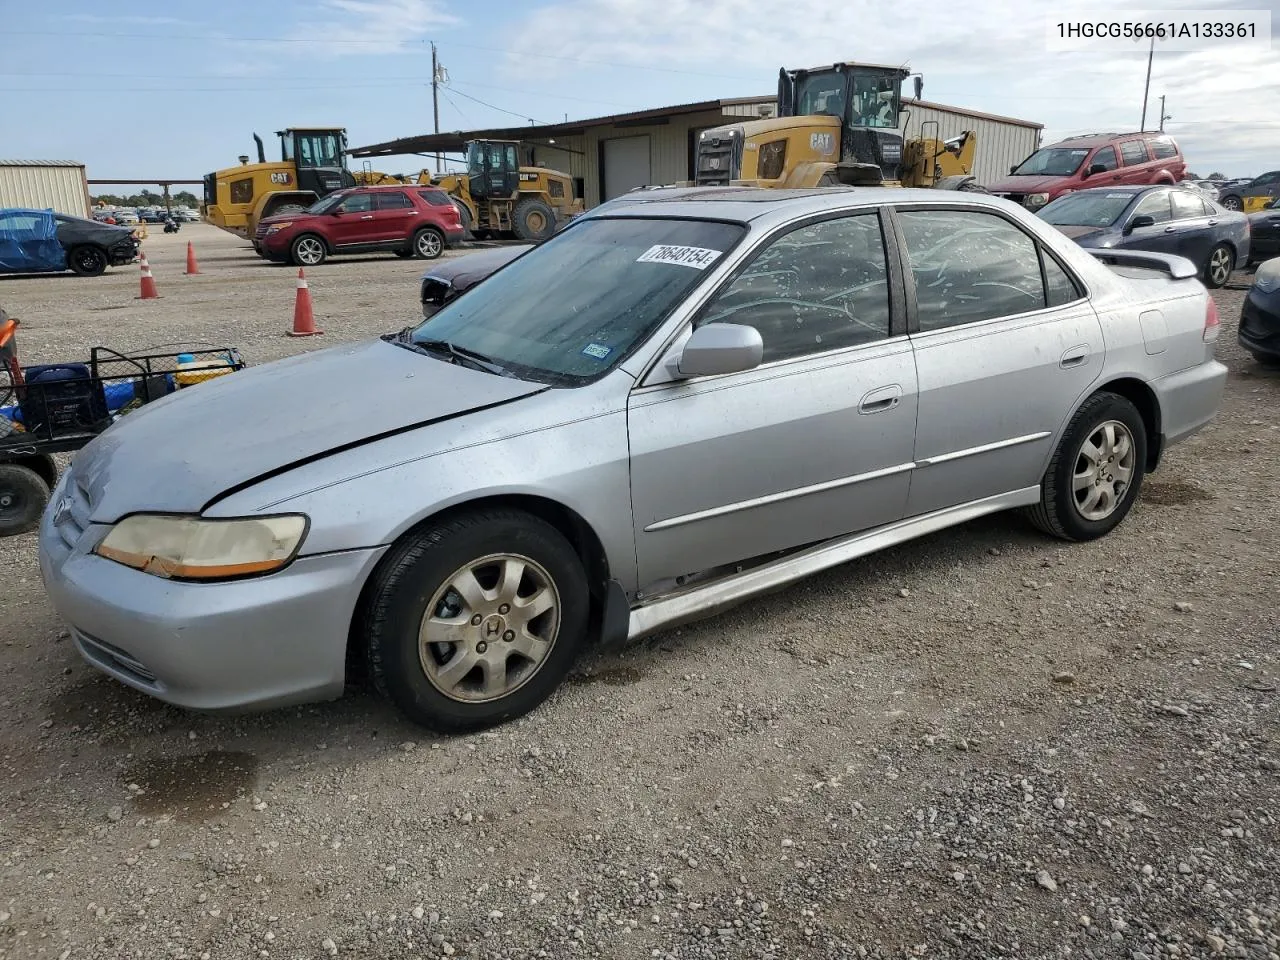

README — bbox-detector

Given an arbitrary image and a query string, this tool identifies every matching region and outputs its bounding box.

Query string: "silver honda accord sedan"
[39,186,1227,731]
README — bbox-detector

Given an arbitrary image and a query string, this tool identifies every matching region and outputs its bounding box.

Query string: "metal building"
[351,94,1040,209]
[0,161,91,217]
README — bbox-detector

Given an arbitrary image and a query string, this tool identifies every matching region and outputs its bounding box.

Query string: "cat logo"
[809,133,835,155]
[269,172,292,185]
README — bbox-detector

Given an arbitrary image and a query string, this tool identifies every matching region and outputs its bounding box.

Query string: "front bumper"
[1239,290,1280,360]
[108,239,140,266]
[38,477,387,712]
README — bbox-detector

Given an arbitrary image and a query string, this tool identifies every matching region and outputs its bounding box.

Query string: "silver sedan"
[39,187,1228,731]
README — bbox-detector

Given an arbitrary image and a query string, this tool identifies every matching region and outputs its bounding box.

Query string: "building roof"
[904,98,1043,130]
[0,159,85,167]
[350,97,776,157]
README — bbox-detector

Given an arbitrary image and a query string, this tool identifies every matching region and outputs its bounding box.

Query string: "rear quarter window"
[1147,138,1179,160]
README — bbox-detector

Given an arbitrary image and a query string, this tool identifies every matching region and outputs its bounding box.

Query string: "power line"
[443,85,546,125]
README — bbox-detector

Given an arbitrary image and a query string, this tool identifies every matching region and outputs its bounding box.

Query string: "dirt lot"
[0,225,1276,960]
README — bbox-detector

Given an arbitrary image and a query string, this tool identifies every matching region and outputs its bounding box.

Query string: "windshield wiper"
[406,337,509,376]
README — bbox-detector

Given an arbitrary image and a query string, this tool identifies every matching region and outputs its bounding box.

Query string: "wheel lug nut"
[503,630,514,642]
[498,604,510,615]
[477,641,488,654]
[471,614,482,626]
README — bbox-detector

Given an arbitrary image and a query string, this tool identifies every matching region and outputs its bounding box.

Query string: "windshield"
[409,217,746,385]
[304,193,347,215]
[795,73,847,119]
[1012,147,1092,177]
[1039,191,1134,227]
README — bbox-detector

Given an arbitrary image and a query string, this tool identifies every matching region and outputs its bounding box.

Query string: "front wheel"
[67,245,108,277]
[1204,243,1234,289]
[0,464,50,537]
[1220,195,1242,211]
[1025,392,1147,542]
[363,509,590,732]
[412,227,444,260]
[290,234,327,267]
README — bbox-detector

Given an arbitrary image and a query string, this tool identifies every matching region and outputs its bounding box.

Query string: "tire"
[0,463,50,538]
[1220,195,1242,211]
[289,234,327,267]
[412,227,444,260]
[511,198,556,242]
[1203,243,1234,289]
[363,508,590,732]
[67,245,108,277]
[1025,392,1147,543]
[1251,351,1280,369]
[452,200,474,239]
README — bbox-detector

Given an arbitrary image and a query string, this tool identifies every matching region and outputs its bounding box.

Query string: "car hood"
[420,244,532,290]
[1248,209,1280,225]
[71,339,547,523]
[1048,224,1111,244]
[258,212,316,227]
[987,175,1067,194]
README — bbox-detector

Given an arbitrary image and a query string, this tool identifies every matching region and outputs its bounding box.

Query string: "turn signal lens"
[95,514,308,580]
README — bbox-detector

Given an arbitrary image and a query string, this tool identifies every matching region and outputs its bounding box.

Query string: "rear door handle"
[1060,345,1090,368]
[858,384,902,414]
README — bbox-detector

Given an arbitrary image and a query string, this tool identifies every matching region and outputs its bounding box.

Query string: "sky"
[2,0,1277,184]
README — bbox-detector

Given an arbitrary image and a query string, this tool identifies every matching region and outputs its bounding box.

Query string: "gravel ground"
[0,225,1276,960]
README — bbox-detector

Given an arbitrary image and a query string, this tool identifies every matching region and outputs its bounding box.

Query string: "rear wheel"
[67,245,107,277]
[412,227,444,260]
[290,234,327,267]
[1220,195,1243,211]
[0,463,50,538]
[1025,392,1147,542]
[363,508,590,731]
[511,198,556,242]
[1204,243,1234,289]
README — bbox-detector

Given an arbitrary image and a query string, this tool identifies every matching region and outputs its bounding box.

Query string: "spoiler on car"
[1086,248,1199,280]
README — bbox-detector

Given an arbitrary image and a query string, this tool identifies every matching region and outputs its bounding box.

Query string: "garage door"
[602,135,651,201]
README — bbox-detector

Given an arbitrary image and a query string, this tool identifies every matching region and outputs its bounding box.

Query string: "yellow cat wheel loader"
[694,62,985,194]
[202,128,359,240]
[429,141,583,242]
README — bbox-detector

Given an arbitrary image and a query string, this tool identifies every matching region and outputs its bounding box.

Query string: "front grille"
[254,220,271,240]
[75,630,159,686]
[695,129,741,187]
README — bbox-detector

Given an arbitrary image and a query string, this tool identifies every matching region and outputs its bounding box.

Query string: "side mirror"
[913,76,923,100]
[331,208,345,216]
[668,323,763,378]
[1086,163,1107,178]
[1124,214,1156,235]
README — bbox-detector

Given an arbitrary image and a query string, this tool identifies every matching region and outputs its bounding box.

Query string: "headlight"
[757,139,788,180]
[95,514,308,580]
[1254,258,1280,293]
[1025,193,1050,209]
[265,222,293,234]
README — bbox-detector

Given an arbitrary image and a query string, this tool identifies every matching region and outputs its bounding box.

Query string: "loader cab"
[466,140,520,200]
[778,62,911,182]
[279,128,356,199]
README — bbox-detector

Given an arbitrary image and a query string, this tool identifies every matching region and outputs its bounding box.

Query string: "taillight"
[1203,296,1220,342]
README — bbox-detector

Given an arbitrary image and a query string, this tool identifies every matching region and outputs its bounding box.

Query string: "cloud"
[504,0,1278,176]
[285,0,459,56]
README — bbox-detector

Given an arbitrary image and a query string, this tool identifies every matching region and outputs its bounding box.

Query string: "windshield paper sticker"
[636,245,723,270]
[581,343,612,360]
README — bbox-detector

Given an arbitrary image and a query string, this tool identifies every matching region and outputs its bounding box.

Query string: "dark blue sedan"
[1247,197,1280,264]
[1240,256,1280,366]
[1037,185,1251,289]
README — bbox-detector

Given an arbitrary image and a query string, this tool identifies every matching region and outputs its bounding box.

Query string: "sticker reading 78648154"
[636,244,724,270]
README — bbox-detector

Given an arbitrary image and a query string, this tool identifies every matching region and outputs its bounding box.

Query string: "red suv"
[254,185,464,266]
[987,132,1187,212]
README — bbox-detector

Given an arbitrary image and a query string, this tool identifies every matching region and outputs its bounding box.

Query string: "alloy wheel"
[1072,420,1136,521]
[417,231,442,258]
[1208,246,1233,286]
[295,237,324,265]
[418,553,561,704]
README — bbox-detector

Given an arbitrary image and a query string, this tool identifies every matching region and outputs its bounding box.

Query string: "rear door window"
[374,191,412,210]
[1170,191,1208,220]
[1119,140,1149,166]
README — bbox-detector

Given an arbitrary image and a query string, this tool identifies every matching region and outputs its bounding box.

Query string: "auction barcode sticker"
[636,245,724,269]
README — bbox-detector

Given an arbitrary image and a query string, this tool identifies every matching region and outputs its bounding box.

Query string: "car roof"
[580,185,1030,226]
[1047,132,1173,149]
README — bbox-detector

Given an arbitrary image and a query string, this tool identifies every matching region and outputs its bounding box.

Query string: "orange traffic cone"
[288,268,322,337]
[136,252,159,299]
[184,241,201,275]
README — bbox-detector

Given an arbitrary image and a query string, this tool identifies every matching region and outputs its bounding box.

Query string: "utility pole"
[1159,95,1171,131]
[1139,35,1154,131]
[431,42,442,174]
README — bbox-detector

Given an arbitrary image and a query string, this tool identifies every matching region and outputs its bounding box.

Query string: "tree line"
[90,189,200,207]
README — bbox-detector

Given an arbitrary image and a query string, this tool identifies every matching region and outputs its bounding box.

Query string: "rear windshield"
[1038,191,1134,227]
[1012,147,1091,177]
[410,217,746,385]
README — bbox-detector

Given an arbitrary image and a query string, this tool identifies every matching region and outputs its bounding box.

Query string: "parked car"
[0,208,140,277]
[1037,185,1249,288]
[254,185,465,266]
[1246,197,1280,264]
[39,186,1227,732]
[112,210,140,226]
[175,208,200,222]
[139,210,168,224]
[1217,170,1280,212]
[1239,255,1280,365]
[420,244,533,318]
[987,132,1187,212]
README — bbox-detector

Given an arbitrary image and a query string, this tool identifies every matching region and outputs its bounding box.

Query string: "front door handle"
[858,384,903,414]
[1163,225,1177,233]
[1060,345,1090,369]
[1207,219,1219,225]
[360,215,374,220]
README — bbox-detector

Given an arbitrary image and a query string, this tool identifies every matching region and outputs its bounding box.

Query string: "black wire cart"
[0,313,245,537]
